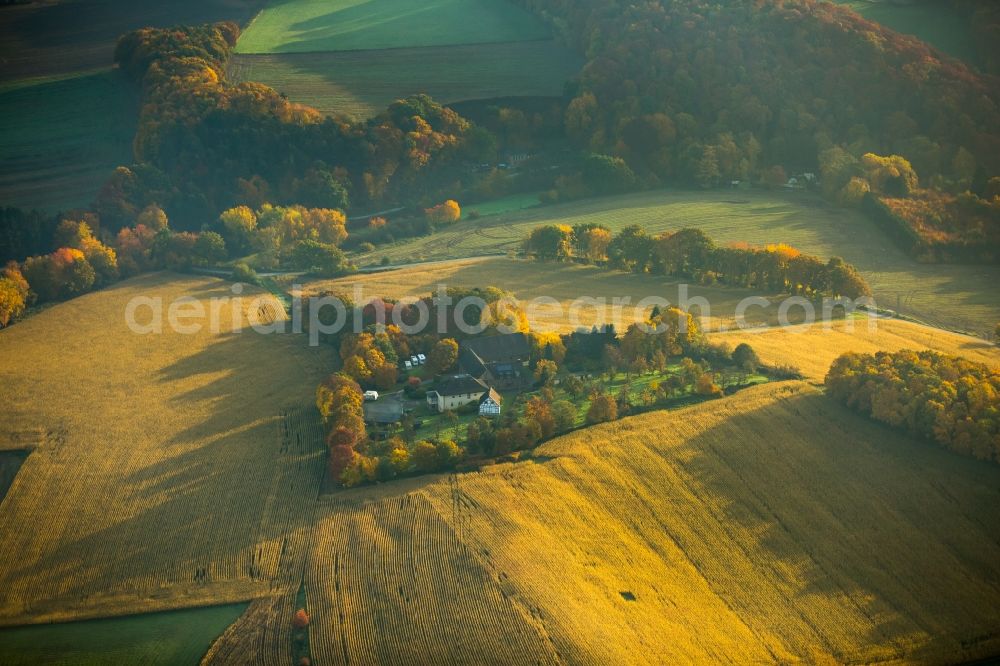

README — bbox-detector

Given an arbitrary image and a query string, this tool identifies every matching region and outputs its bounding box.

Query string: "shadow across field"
[363,190,1000,336]
[228,40,582,119]
[672,387,1000,662]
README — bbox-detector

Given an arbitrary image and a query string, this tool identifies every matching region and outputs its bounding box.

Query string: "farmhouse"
[427,374,491,412]
[459,332,531,390]
[479,387,503,417]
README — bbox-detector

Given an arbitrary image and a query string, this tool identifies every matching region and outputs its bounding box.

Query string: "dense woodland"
[826,350,1000,462]
[102,23,492,231]
[515,0,1000,182]
[525,223,871,299]
[513,0,1000,257]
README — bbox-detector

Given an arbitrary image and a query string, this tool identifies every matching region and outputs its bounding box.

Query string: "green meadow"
[236,0,551,53]
[0,604,246,665]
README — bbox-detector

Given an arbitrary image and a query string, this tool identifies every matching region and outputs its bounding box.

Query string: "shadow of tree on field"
[666,386,1000,662]
[0,329,331,617]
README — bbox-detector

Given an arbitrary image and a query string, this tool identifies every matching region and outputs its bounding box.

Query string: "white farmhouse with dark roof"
[426,374,490,413]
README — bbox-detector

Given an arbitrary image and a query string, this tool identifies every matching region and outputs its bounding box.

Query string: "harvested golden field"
[306,256,807,332]
[305,382,1000,664]
[0,273,334,636]
[359,190,1000,337]
[713,318,1000,382]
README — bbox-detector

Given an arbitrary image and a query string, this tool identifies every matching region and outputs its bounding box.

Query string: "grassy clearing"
[228,41,581,119]
[0,603,246,665]
[713,316,1000,383]
[0,69,136,212]
[0,273,333,635]
[306,381,1000,663]
[356,190,1000,336]
[464,192,542,219]
[236,0,550,54]
[834,0,975,63]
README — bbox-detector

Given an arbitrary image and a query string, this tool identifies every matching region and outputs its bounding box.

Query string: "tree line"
[0,199,359,328]
[825,350,1000,463]
[524,224,871,299]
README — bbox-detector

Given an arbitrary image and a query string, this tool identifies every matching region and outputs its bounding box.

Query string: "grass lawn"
[465,192,543,219]
[350,189,1000,337]
[834,0,976,63]
[0,603,247,665]
[236,0,551,54]
[405,364,768,443]
[228,42,581,119]
[0,69,136,212]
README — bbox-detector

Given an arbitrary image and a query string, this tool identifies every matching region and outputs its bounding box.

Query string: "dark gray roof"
[434,374,488,397]
[459,333,530,376]
[460,332,530,362]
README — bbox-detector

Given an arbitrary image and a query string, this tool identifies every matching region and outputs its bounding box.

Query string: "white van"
[363,391,379,402]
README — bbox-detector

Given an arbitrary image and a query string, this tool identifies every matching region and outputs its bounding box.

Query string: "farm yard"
[303,382,1000,664]
[235,0,551,53]
[355,190,1000,337]
[0,274,333,638]
[227,41,582,119]
[0,70,137,212]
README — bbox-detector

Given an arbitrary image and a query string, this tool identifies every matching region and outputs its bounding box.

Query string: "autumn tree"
[0,276,26,327]
[524,224,572,260]
[861,153,919,197]
[572,224,612,263]
[695,372,723,397]
[21,248,96,303]
[585,393,618,425]
[524,396,556,439]
[425,200,461,224]
[411,440,440,473]
[534,359,558,386]
[219,205,257,253]
[428,337,459,374]
[292,609,310,629]
[733,343,761,373]
[551,400,577,433]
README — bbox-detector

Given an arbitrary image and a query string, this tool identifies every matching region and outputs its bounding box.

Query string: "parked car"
[363,391,379,401]
[417,353,427,364]
[410,355,420,366]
